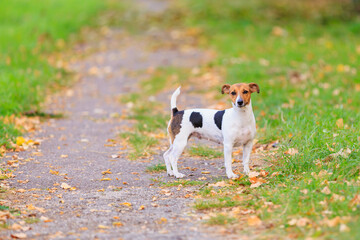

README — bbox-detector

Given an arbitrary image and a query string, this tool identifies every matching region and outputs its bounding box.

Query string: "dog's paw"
[167,170,174,177]
[174,172,185,179]
[243,167,250,175]
[227,172,239,179]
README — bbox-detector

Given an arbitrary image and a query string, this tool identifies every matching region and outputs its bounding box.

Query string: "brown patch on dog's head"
[221,83,260,108]
[168,110,184,143]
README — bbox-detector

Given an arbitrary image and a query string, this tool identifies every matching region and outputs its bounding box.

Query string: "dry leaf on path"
[60,182,71,190]
[247,215,262,226]
[11,233,27,239]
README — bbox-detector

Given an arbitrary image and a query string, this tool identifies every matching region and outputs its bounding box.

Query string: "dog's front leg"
[224,142,238,179]
[242,141,253,174]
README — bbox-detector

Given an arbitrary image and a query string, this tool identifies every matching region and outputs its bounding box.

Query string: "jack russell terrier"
[163,83,260,179]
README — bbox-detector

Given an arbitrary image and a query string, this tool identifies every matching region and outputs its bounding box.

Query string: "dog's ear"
[221,84,231,94]
[249,83,260,94]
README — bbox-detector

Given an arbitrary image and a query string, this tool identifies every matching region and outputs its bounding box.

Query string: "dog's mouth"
[237,103,246,108]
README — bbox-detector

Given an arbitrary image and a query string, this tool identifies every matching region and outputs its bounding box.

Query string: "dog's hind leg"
[168,137,187,179]
[163,145,174,176]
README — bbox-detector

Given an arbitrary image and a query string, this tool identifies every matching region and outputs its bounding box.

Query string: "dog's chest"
[233,125,255,146]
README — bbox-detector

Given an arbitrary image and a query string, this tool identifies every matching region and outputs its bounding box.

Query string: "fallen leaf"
[121,202,132,207]
[247,215,262,226]
[201,171,210,174]
[16,137,26,146]
[326,216,341,227]
[336,118,344,128]
[350,194,360,206]
[11,233,27,239]
[300,189,308,195]
[285,148,298,155]
[209,181,229,187]
[102,169,112,175]
[49,169,59,175]
[296,218,311,227]
[340,223,350,232]
[60,182,71,190]
[138,205,145,210]
[157,217,167,224]
[98,225,110,229]
[60,154,68,158]
[248,171,260,178]
[113,222,123,227]
[100,178,112,181]
[321,186,331,195]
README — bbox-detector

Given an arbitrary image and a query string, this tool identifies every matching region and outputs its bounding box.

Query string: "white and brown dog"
[163,83,260,179]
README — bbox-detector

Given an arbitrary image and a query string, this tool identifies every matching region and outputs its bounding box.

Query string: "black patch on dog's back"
[170,110,184,138]
[172,107,179,115]
[190,112,203,128]
[214,110,225,130]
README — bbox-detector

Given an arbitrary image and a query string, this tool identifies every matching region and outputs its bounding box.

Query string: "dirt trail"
[0,1,266,239]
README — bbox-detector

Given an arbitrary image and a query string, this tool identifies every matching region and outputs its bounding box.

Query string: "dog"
[163,83,260,179]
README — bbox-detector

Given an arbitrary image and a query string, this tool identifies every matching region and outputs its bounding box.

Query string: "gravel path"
[0,1,238,240]
[0,1,267,239]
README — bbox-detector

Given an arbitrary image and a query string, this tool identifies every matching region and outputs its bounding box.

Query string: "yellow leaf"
[60,154,68,158]
[113,222,123,227]
[102,169,112,175]
[157,217,167,224]
[16,137,26,146]
[138,205,145,210]
[121,202,132,207]
[201,171,210,174]
[98,225,110,229]
[101,178,112,181]
[49,169,59,175]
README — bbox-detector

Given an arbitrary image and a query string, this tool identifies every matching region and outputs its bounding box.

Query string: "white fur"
[164,87,256,179]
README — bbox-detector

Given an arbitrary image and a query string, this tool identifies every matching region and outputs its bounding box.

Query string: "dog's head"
[221,83,260,108]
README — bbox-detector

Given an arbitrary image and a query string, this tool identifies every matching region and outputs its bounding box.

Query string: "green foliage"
[174,0,360,238]
[146,163,167,173]
[0,0,122,145]
[159,179,203,187]
[206,214,237,225]
[188,145,223,159]
[120,132,158,160]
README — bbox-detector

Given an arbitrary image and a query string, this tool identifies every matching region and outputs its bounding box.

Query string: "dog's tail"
[170,86,181,116]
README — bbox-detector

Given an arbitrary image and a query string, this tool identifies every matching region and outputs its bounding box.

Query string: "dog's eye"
[231,91,236,95]
[243,90,248,94]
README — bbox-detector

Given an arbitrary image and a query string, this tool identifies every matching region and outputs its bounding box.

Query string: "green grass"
[159,179,204,187]
[188,145,223,159]
[24,217,40,224]
[0,0,123,146]
[120,132,158,160]
[164,0,360,238]
[206,214,237,225]
[146,163,167,173]
[195,197,241,210]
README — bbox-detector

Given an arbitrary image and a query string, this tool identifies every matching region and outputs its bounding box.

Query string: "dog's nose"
[237,100,244,106]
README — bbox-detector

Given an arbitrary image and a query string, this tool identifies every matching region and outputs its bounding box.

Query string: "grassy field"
[0,0,119,147]
[168,0,360,238]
